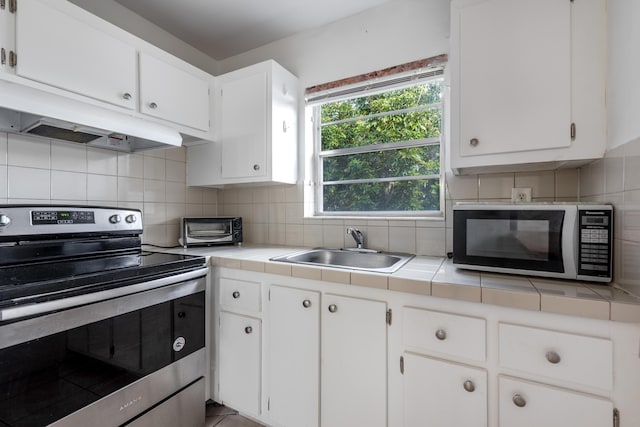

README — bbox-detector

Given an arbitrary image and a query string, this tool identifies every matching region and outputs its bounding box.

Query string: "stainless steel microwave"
[180,217,243,248]
[452,203,613,282]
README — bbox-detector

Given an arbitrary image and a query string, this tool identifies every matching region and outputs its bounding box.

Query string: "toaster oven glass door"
[453,209,565,272]
[186,220,233,242]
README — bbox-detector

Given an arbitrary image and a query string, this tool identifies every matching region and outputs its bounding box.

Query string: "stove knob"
[125,214,137,224]
[109,214,121,224]
[0,214,10,227]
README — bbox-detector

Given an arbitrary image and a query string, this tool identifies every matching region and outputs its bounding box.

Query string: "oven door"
[453,207,569,275]
[0,272,206,427]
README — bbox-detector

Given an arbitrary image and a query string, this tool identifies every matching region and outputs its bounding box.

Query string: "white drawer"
[220,277,261,312]
[499,323,612,391]
[403,307,486,362]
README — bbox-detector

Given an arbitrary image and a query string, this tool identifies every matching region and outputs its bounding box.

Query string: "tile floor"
[205,401,265,427]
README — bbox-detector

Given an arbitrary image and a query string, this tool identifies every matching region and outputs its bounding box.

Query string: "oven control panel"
[0,206,143,238]
[32,210,95,225]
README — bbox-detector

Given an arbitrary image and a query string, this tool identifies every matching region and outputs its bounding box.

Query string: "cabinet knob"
[282,120,289,133]
[244,326,253,334]
[149,102,158,109]
[328,304,338,313]
[435,329,447,340]
[0,214,11,227]
[512,394,527,408]
[469,138,479,146]
[177,311,186,318]
[463,380,475,393]
[302,299,312,308]
[545,351,561,364]
[232,291,240,299]
[253,164,261,171]
[123,92,132,100]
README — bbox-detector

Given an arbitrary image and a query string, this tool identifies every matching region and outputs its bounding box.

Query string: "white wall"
[606,0,640,150]
[218,0,450,88]
[69,0,218,75]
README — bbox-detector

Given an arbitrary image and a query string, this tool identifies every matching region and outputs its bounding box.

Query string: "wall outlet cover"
[511,187,532,203]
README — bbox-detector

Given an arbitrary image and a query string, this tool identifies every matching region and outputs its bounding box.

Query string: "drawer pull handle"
[545,351,561,364]
[463,380,475,393]
[232,291,240,299]
[244,326,253,334]
[512,394,527,408]
[302,299,312,308]
[435,329,447,340]
[328,304,338,313]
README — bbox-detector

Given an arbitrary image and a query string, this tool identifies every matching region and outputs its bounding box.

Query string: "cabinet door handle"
[469,138,479,146]
[302,299,312,308]
[123,92,132,100]
[282,120,289,133]
[328,304,338,313]
[244,326,253,334]
[545,351,561,364]
[435,329,447,340]
[463,380,475,393]
[149,102,158,109]
[512,394,526,408]
[232,291,240,299]
[1,48,5,66]
[253,164,261,171]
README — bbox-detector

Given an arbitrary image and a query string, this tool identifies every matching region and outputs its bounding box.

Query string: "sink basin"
[270,249,415,273]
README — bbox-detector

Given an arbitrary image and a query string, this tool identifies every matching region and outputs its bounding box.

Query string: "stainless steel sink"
[270,248,415,273]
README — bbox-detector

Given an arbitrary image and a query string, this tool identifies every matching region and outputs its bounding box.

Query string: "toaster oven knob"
[109,214,121,224]
[0,214,10,227]
[125,214,137,224]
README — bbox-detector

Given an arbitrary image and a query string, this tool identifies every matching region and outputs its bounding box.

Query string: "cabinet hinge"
[8,0,15,13]
[9,50,16,68]
[386,308,392,326]
[0,0,5,10]
[613,408,620,427]
[400,355,404,374]
[570,123,576,140]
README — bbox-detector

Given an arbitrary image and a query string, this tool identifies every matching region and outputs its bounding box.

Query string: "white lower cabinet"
[267,286,320,427]
[321,294,388,427]
[218,311,262,416]
[498,376,613,427]
[403,353,487,427]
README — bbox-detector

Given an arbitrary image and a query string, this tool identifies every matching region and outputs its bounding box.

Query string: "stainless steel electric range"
[0,205,208,427]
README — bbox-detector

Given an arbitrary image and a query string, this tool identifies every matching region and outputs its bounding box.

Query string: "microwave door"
[453,209,565,273]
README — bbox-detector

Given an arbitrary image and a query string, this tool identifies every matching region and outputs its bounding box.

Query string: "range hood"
[0,79,182,152]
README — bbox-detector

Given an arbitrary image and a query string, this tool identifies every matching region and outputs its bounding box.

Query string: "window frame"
[309,69,445,218]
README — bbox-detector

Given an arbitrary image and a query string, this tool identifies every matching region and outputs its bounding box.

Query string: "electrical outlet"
[511,187,532,203]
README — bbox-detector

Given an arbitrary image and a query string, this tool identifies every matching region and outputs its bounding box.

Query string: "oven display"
[32,210,95,225]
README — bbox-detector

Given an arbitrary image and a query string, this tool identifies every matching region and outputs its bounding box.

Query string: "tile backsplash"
[0,132,219,246]
[219,168,581,256]
[579,137,640,295]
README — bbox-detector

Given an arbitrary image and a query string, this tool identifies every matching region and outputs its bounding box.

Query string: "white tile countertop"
[146,244,640,323]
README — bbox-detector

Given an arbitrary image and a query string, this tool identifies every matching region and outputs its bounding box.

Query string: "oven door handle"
[0,267,208,322]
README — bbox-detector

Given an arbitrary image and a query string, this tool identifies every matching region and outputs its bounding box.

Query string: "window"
[308,67,444,217]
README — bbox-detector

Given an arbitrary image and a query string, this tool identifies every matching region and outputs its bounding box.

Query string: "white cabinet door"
[16,0,136,109]
[498,376,613,427]
[322,294,387,427]
[450,0,605,172]
[218,311,261,415]
[220,71,268,180]
[403,353,487,427]
[456,0,571,157]
[139,52,210,131]
[267,286,320,427]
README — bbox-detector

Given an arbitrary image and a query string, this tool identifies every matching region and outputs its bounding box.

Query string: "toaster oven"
[180,217,243,248]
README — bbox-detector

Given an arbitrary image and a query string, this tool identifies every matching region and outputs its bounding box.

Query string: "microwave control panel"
[577,208,612,277]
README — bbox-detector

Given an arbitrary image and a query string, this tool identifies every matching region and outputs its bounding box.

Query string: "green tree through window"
[314,76,443,215]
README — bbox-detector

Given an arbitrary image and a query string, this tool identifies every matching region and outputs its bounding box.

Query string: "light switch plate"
[511,187,532,203]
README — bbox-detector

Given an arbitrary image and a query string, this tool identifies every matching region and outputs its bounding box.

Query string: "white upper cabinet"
[16,0,137,109]
[187,60,298,186]
[449,0,606,174]
[139,52,210,131]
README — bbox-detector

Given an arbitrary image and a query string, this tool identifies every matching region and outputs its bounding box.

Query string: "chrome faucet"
[346,227,364,249]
